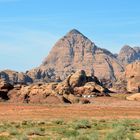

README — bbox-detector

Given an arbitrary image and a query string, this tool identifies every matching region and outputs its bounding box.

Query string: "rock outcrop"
[125,61,140,92]
[0,79,13,100]
[118,45,140,66]
[0,70,32,85]
[1,29,140,91]
[29,29,124,83]
[8,70,110,104]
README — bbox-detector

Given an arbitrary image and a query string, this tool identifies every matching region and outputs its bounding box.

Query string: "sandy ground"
[0,97,140,122]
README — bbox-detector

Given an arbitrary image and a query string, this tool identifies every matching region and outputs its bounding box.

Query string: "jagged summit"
[27,29,124,82]
[119,45,133,53]
[67,29,82,35]
[66,29,88,39]
[1,29,140,85]
[118,45,140,65]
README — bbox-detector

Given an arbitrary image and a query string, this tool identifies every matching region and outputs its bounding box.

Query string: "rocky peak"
[38,29,124,81]
[1,29,140,88]
[119,45,135,56]
[118,45,140,66]
[134,47,140,54]
[42,29,97,68]
[120,45,133,51]
[67,29,83,35]
[65,29,90,41]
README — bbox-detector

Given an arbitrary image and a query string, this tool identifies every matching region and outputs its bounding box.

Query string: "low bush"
[74,120,92,129]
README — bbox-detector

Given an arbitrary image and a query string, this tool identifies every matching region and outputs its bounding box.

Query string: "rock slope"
[28,29,124,82]
[118,45,140,66]
[1,29,140,89]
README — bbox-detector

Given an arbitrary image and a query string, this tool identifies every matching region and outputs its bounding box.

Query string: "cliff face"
[125,61,140,92]
[0,70,32,84]
[28,29,124,82]
[0,29,140,88]
[118,45,140,66]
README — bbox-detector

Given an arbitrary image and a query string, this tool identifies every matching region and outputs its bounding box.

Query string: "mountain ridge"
[0,29,140,86]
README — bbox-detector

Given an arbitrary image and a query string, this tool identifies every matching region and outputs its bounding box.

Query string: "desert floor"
[0,95,140,122]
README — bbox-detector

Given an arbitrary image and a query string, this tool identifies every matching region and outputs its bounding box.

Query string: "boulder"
[69,70,87,88]
[80,98,91,104]
[63,94,79,104]
[7,70,110,104]
[8,83,58,103]
[0,79,13,91]
[0,79,13,101]
[74,82,109,96]
[126,93,140,101]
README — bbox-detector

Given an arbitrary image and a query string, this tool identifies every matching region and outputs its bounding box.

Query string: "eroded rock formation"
[0,79,13,100]
[0,29,140,92]
[125,61,140,92]
[118,45,140,66]
[7,70,110,104]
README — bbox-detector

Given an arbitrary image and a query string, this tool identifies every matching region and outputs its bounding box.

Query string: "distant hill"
[118,45,140,66]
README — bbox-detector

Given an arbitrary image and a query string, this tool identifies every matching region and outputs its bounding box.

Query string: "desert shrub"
[77,133,99,140]
[92,122,110,130]
[0,136,9,140]
[14,123,21,128]
[15,134,29,140]
[105,126,136,140]
[53,119,65,125]
[74,120,91,129]
[25,128,45,136]
[21,120,29,126]
[77,135,90,140]
[37,121,46,125]
[89,132,99,140]
[8,127,19,136]
[0,127,5,133]
[61,129,79,138]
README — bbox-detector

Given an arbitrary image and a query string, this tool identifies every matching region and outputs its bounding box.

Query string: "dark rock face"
[118,45,140,66]
[26,67,56,83]
[0,79,13,101]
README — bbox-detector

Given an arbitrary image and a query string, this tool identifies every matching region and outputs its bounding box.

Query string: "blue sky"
[0,0,140,71]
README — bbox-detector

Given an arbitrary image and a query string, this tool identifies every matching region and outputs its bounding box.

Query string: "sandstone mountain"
[0,29,140,88]
[118,45,140,66]
[27,29,124,83]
